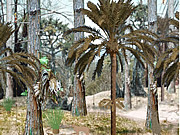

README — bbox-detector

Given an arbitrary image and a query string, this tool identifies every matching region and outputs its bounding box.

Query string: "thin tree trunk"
[161,43,165,101]
[161,73,165,101]
[144,63,148,87]
[14,0,19,52]
[0,0,4,23]
[124,58,131,109]
[6,0,13,99]
[111,52,117,135]
[25,91,44,135]
[13,0,21,97]
[124,17,131,110]
[167,0,175,93]
[77,77,87,116]
[72,0,87,116]
[146,0,161,134]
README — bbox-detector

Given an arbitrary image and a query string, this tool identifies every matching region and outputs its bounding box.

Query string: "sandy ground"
[85,87,179,124]
[56,86,178,135]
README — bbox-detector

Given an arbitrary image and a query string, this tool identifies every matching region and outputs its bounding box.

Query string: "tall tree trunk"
[25,93,44,134]
[72,0,87,116]
[111,52,117,135]
[161,43,165,101]
[14,0,19,52]
[77,77,87,116]
[124,17,131,110]
[6,0,13,99]
[24,0,42,134]
[13,0,22,97]
[124,58,131,109]
[146,0,161,134]
[167,0,175,93]
[0,0,4,23]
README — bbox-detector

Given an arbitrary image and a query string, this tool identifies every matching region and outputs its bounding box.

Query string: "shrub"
[2,98,15,112]
[45,108,64,129]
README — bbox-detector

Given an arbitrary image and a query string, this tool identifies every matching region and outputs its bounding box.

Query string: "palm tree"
[0,23,40,92]
[154,12,179,87]
[63,0,157,134]
[156,16,169,101]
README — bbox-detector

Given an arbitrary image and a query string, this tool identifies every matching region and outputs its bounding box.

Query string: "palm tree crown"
[154,12,179,86]
[63,0,157,78]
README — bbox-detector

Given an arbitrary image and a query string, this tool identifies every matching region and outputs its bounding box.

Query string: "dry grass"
[0,86,178,135]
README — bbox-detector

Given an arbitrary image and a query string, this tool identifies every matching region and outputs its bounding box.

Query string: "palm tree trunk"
[111,52,116,135]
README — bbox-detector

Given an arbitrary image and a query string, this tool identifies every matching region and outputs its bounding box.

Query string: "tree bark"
[124,17,131,110]
[146,0,161,134]
[77,77,87,116]
[72,0,87,116]
[124,57,131,109]
[167,0,175,93]
[24,0,42,134]
[0,0,4,23]
[24,91,44,135]
[6,0,13,99]
[111,52,116,135]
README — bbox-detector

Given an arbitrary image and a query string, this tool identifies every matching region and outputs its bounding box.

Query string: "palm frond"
[162,62,179,86]
[0,23,14,47]
[92,52,106,80]
[154,11,179,85]
[63,26,101,37]
[116,51,123,72]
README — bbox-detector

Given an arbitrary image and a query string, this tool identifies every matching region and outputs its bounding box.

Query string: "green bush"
[45,108,64,129]
[2,98,15,112]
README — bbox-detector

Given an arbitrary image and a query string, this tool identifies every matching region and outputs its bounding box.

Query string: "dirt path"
[84,88,179,124]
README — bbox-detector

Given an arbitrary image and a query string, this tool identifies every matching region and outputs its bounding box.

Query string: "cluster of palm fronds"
[0,23,41,91]
[33,68,61,107]
[154,12,179,86]
[63,0,158,80]
[0,22,61,108]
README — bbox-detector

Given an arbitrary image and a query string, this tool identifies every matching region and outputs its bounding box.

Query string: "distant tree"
[156,16,169,101]
[40,18,73,74]
[129,3,148,97]
[0,23,41,102]
[155,12,179,88]
[130,4,148,29]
